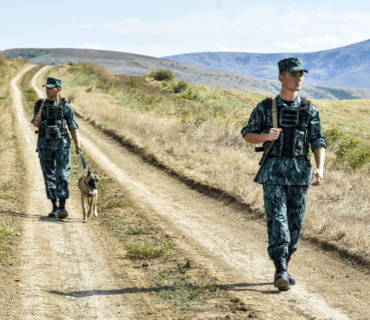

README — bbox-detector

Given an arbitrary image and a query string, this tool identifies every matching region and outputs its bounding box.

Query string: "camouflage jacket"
[31,98,79,151]
[241,95,327,185]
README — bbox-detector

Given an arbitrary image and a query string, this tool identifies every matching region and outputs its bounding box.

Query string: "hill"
[2,48,370,100]
[163,39,370,89]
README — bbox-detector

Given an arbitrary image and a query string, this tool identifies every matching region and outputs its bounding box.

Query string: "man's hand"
[34,112,41,128]
[311,168,324,186]
[267,128,283,141]
[75,145,81,154]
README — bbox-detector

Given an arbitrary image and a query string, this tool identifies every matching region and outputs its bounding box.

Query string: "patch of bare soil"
[32,66,370,320]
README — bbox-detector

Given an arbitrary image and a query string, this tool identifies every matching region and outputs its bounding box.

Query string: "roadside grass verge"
[47,63,370,260]
[0,222,12,263]
[0,56,27,267]
[21,64,44,114]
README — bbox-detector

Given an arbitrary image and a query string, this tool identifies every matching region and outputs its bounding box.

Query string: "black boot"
[286,256,296,285]
[48,199,59,218]
[58,198,68,219]
[273,258,290,291]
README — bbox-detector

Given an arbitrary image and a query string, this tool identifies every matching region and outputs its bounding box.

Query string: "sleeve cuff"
[68,123,79,131]
[311,138,327,152]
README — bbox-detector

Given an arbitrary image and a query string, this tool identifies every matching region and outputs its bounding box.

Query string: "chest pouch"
[279,107,299,127]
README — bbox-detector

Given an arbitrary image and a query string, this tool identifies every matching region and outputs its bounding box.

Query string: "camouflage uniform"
[241,91,327,261]
[31,98,78,200]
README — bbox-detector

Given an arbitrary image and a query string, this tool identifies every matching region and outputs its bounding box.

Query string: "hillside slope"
[2,48,370,100]
[163,39,370,89]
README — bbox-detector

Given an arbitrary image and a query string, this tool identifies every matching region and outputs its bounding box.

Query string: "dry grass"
[49,63,370,256]
[0,56,27,262]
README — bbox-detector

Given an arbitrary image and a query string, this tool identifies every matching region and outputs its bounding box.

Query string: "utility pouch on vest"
[45,125,62,141]
[280,107,298,127]
[293,129,305,157]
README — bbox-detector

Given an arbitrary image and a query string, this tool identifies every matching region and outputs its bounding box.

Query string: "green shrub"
[151,69,175,81]
[86,87,93,93]
[334,137,370,170]
[173,80,187,93]
[324,128,346,148]
[126,79,139,89]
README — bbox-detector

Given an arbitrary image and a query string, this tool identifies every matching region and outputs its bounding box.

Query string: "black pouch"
[293,129,305,157]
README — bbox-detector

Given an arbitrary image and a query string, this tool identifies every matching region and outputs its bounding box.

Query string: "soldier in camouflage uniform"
[32,77,81,219]
[241,58,326,291]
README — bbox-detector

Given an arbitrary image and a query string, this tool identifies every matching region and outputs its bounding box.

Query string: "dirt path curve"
[9,67,138,319]
[34,67,370,319]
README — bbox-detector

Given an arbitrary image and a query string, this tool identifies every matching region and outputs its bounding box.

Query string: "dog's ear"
[94,171,98,175]
[87,169,91,177]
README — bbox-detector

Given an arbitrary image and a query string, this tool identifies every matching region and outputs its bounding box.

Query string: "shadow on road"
[49,282,279,298]
[0,210,82,224]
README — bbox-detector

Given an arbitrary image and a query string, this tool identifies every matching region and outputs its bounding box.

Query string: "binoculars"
[45,125,62,141]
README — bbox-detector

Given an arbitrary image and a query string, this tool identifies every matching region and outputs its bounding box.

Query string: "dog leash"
[79,149,88,174]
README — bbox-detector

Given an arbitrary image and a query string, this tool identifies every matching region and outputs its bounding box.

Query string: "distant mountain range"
[163,39,370,89]
[2,48,370,100]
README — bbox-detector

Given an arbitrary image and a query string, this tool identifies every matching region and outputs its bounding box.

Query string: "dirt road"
[6,66,140,319]
[3,65,370,319]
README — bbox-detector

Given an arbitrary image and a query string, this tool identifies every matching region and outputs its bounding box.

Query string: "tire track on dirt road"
[33,66,370,319]
[9,66,137,319]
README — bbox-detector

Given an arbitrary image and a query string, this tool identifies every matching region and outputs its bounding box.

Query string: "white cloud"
[59,6,370,56]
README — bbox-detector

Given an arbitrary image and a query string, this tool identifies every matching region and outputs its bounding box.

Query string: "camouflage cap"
[278,57,308,74]
[42,77,63,88]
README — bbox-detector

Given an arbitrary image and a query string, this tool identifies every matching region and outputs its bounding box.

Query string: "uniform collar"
[276,95,301,108]
[46,98,57,106]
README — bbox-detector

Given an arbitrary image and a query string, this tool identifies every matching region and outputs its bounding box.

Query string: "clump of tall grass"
[124,241,173,259]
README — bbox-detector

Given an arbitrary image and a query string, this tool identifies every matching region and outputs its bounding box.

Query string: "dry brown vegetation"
[48,63,370,258]
[0,56,27,263]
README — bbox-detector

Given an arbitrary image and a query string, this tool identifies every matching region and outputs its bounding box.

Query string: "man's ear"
[278,75,284,83]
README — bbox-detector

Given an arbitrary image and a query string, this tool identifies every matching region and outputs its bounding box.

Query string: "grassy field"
[0,56,26,264]
[47,63,370,258]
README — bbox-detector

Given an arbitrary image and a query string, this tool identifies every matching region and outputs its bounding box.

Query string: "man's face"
[279,71,304,92]
[46,86,61,100]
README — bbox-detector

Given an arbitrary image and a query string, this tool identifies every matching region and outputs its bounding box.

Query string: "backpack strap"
[262,97,278,129]
[272,97,278,129]
[36,99,44,129]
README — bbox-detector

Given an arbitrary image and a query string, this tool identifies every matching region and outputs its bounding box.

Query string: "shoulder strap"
[272,97,278,128]
[36,99,44,129]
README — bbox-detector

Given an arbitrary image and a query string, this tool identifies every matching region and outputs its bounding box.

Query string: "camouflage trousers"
[263,184,309,261]
[38,148,71,200]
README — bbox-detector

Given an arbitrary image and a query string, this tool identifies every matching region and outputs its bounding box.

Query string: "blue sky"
[1,0,370,56]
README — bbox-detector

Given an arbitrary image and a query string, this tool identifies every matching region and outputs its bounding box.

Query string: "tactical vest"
[37,98,69,139]
[261,97,311,158]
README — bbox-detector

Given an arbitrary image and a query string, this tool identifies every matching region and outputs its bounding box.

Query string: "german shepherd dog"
[78,170,99,223]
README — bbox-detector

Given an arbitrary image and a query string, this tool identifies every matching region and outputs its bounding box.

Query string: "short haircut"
[279,71,287,77]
